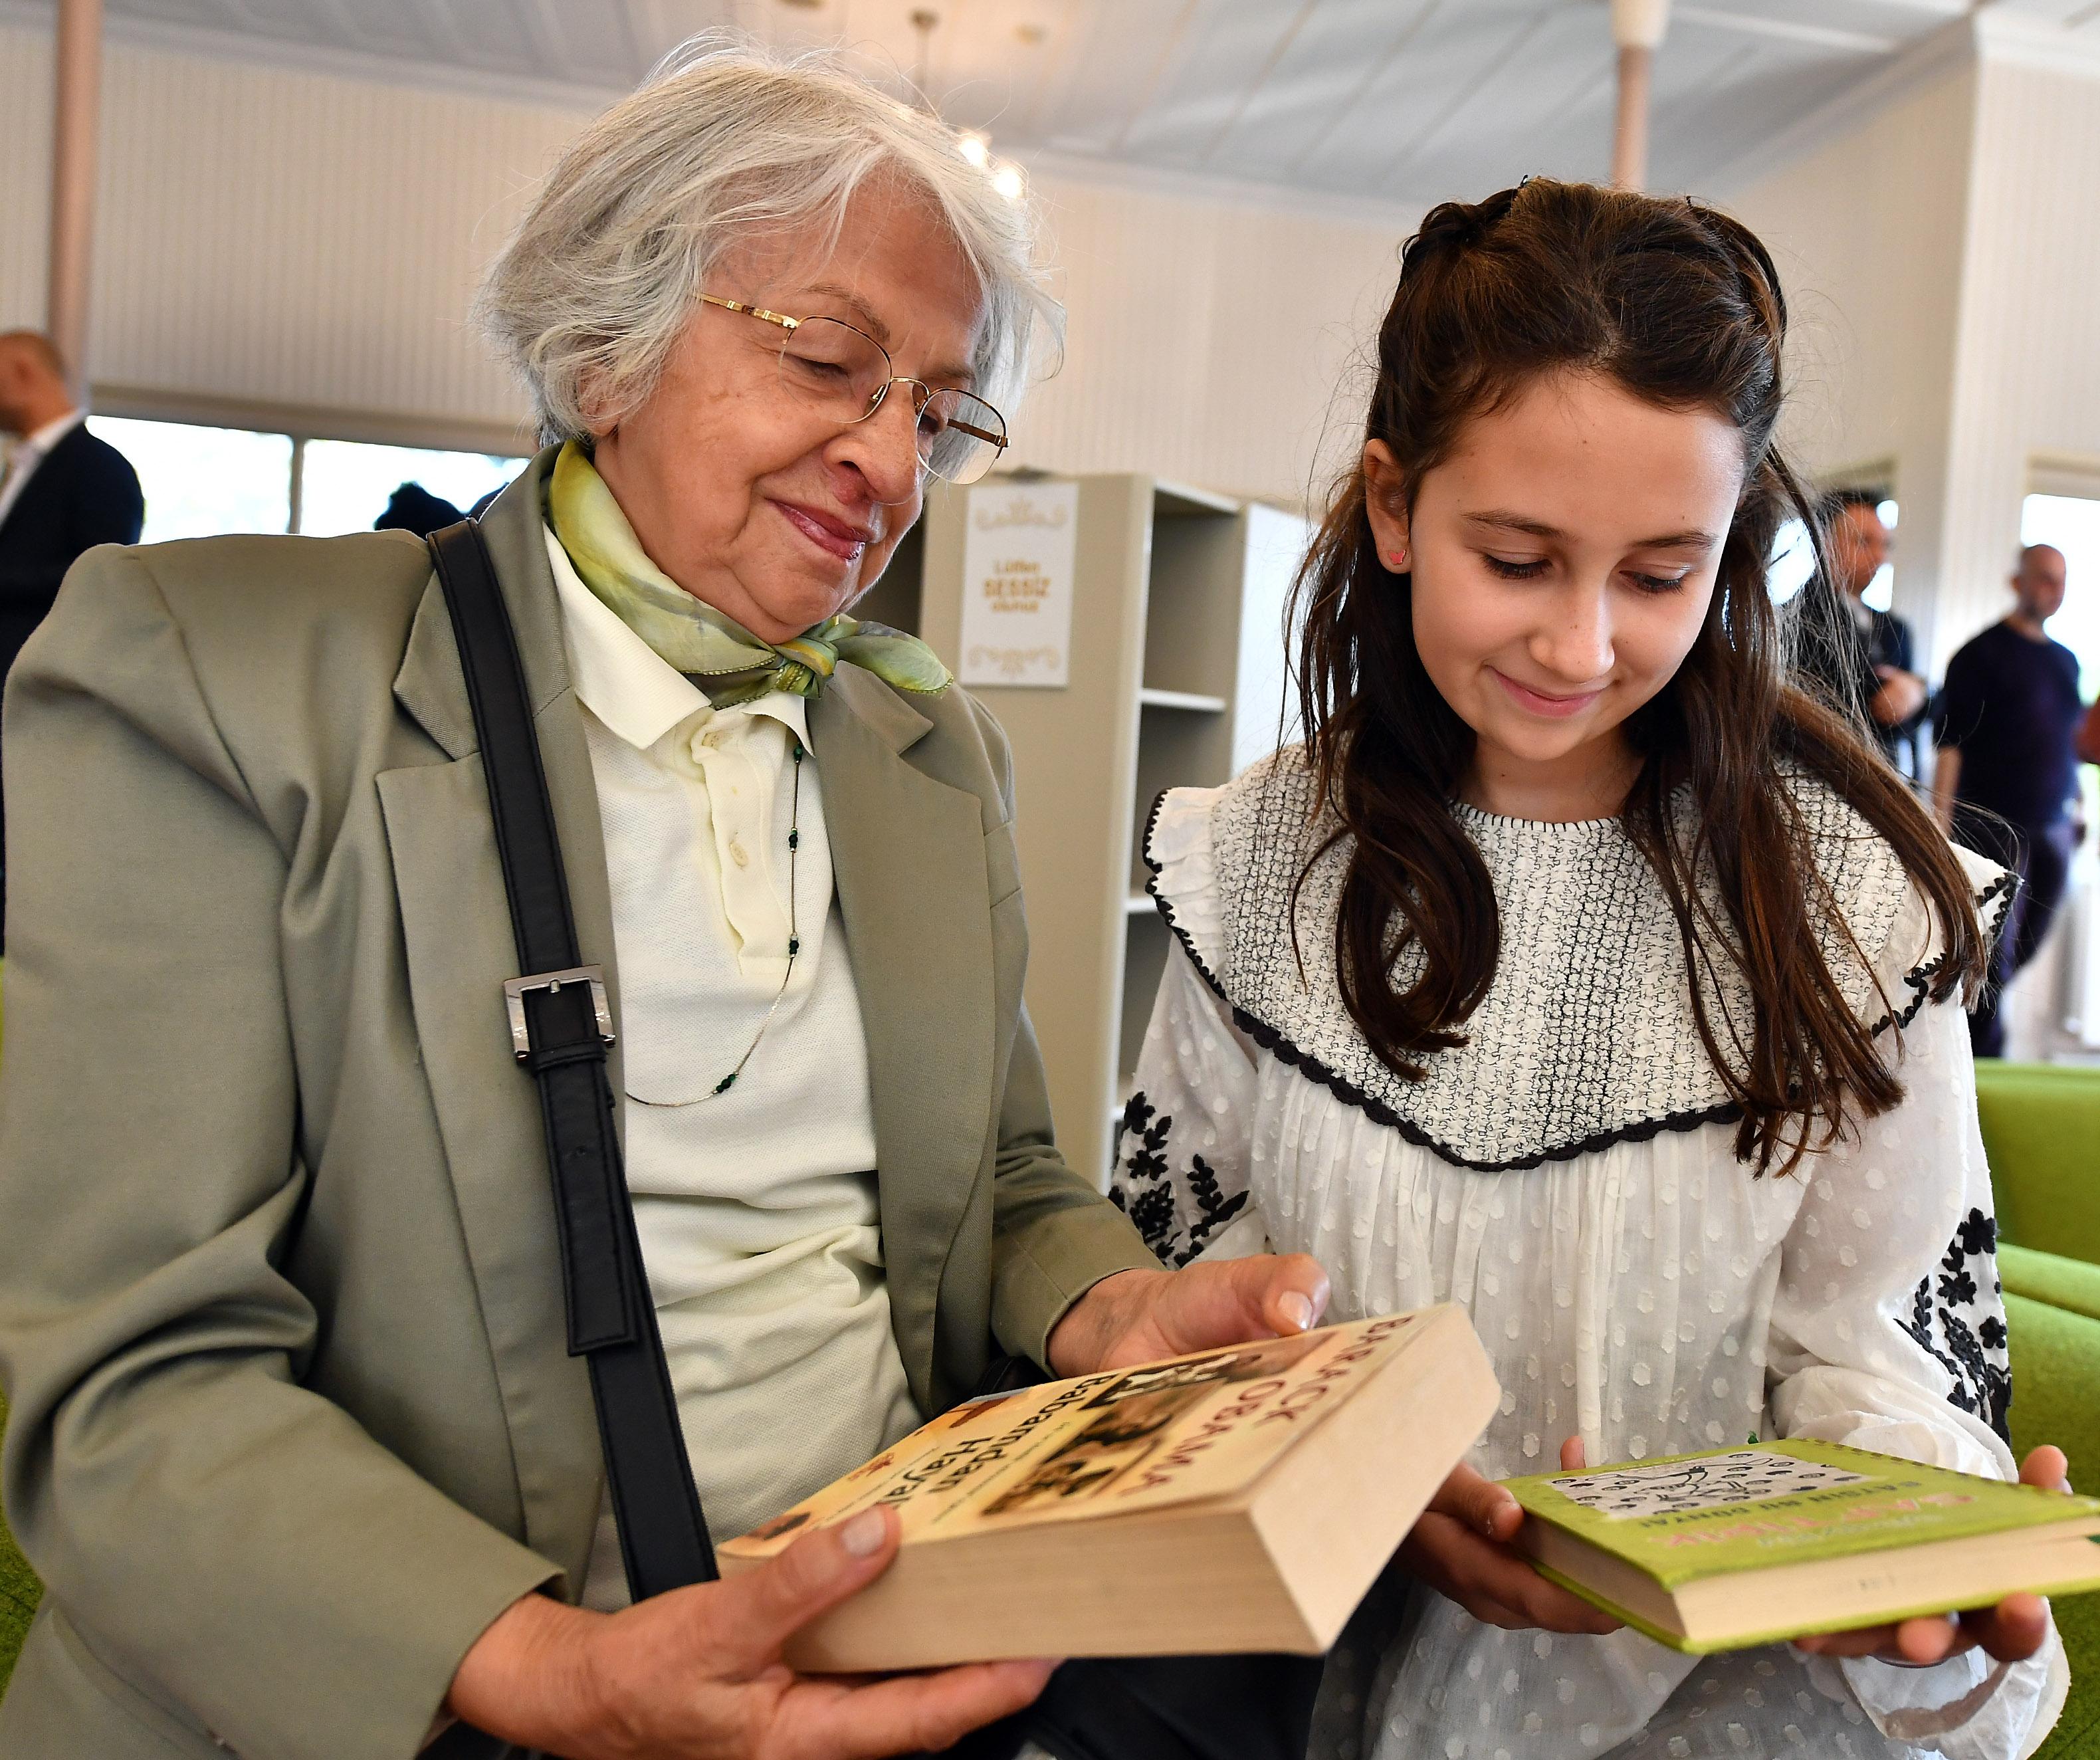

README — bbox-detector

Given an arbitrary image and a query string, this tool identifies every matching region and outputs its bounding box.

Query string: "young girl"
[1112,180,2070,1760]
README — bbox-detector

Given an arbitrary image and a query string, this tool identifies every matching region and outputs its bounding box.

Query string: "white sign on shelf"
[958,479,1079,689]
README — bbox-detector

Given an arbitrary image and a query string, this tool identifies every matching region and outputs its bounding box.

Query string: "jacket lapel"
[813,671,996,1409]
[379,447,619,1589]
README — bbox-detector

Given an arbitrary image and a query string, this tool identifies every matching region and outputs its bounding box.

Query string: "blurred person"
[1827,489,1929,774]
[373,480,467,537]
[1789,490,1927,774]
[0,42,1329,1760]
[0,330,144,927]
[1932,544,2084,1057]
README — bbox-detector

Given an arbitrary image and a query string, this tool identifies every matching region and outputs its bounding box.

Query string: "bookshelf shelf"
[1136,687,1229,713]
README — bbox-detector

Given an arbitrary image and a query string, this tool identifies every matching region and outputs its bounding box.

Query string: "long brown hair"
[1292,179,1984,1176]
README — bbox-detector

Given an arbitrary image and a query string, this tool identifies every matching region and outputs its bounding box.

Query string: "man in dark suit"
[0,330,146,925]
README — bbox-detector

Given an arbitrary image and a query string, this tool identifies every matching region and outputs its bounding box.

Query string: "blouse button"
[730,839,750,867]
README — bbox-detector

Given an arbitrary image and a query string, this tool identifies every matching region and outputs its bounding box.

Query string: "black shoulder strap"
[426,518,716,1599]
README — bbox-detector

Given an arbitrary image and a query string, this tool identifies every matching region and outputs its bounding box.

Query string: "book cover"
[1504,1438,2100,1650]
[723,1310,1427,1561]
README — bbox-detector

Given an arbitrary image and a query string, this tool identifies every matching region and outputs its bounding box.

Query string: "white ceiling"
[11,0,2100,207]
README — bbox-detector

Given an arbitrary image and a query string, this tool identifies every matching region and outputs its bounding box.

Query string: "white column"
[47,0,104,403]
[1611,0,1672,191]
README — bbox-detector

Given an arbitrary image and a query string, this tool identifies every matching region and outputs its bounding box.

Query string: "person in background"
[373,481,467,537]
[1823,489,1929,776]
[0,330,144,929]
[1933,544,2085,1057]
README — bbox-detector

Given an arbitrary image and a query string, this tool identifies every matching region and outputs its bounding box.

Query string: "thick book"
[1504,1438,2100,1652]
[718,1306,1498,1672]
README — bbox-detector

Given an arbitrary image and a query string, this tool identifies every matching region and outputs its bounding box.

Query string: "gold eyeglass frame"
[699,293,1008,481]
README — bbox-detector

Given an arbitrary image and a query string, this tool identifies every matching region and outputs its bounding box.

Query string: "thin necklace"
[627,736,803,1107]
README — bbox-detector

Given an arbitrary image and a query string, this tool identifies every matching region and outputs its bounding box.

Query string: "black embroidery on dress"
[1862,870,2019,1039]
[1897,1206,2013,1443]
[1183,1155,1248,1259]
[1141,767,2016,1173]
[1109,1090,1250,1269]
[1110,1092,1178,1255]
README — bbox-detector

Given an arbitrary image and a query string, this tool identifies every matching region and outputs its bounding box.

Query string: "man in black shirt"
[1933,544,2087,1056]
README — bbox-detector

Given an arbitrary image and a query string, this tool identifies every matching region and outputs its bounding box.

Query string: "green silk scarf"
[546,440,950,708]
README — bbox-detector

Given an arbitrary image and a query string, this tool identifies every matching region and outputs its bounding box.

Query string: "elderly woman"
[0,43,1326,1760]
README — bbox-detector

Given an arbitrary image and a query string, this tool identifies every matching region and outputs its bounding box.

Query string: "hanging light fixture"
[909,8,1027,203]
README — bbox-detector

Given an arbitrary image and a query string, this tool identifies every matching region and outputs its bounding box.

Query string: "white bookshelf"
[916,475,1309,1185]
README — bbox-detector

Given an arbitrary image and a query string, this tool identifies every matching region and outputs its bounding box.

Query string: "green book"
[1503,1438,2100,1652]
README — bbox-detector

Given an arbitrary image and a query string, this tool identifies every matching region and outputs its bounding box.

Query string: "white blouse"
[1112,752,2065,1760]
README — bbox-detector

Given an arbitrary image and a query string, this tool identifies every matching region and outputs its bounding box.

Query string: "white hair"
[476,34,1061,443]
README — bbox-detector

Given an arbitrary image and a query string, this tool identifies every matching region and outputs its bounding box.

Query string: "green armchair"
[1979,1061,2100,1759]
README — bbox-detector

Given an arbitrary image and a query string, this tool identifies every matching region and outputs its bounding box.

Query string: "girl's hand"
[446,1504,1055,1759]
[1398,1438,1620,1634]
[1793,1446,2071,1667]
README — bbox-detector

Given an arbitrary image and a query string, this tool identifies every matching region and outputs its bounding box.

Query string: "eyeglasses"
[700,294,1009,487]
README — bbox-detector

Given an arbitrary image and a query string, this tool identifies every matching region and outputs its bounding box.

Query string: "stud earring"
[1387,550,1409,568]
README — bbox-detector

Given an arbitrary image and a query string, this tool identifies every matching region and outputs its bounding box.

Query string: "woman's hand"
[1044,1256,1332,1376]
[445,1505,1053,1759]
[1792,1446,2072,1667]
[1398,1438,1621,1634]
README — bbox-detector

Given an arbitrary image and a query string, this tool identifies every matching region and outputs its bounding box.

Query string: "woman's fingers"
[730,1505,902,1663]
[789,1659,1059,1760]
[1560,1436,1588,1472]
[1259,1254,1334,1336]
[2019,1445,2071,1494]
[1158,1254,1332,1353]
[1059,1254,1335,1374]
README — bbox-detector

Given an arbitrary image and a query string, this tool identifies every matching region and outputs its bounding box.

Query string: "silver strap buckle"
[502,965,615,1061]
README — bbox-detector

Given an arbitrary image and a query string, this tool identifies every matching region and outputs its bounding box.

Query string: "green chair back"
[1974,1062,2100,1267]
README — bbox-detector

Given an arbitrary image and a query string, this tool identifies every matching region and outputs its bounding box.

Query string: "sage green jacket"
[0,449,1156,1759]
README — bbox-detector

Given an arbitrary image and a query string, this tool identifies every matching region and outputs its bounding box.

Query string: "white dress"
[1112,751,2066,1760]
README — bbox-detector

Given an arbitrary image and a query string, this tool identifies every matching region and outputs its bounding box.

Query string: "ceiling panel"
[1381,3,1620,199]
[9,0,2093,208]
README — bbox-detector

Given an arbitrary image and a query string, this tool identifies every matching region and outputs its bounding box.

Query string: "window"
[1767,516,1816,605]
[1861,499,1897,613]
[299,441,519,536]
[88,417,294,544]
[85,414,525,544]
[1767,497,1898,608]
[2021,493,2099,693]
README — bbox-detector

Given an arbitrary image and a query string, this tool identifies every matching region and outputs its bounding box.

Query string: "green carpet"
[0,1388,41,1699]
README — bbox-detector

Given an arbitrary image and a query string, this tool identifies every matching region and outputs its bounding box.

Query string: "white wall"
[1727,56,1977,673]
[1939,51,2100,659]
[1729,23,2100,677]
[0,20,1410,506]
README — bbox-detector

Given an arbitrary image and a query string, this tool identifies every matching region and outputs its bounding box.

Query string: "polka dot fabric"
[1110,768,2065,1760]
